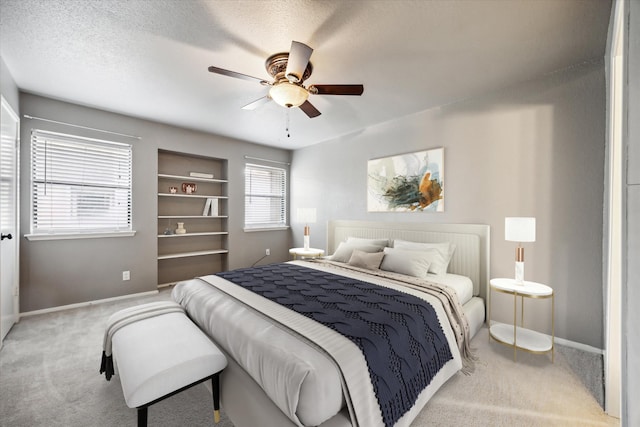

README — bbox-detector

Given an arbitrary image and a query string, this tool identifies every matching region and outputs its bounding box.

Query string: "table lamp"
[296,208,317,250]
[505,217,536,284]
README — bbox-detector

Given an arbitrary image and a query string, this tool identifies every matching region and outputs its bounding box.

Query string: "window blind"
[244,163,287,229]
[30,130,132,234]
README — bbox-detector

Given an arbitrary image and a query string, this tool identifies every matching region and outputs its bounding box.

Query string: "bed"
[171,220,490,427]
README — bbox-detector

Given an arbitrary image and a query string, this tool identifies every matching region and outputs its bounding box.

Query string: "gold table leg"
[513,291,517,361]
[552,293,555,363]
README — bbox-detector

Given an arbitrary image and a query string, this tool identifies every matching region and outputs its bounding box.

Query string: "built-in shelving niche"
[157,149,228,286]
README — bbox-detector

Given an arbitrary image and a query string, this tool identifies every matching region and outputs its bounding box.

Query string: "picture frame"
[367,147,444,212]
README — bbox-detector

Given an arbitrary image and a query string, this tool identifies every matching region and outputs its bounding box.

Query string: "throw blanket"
[313,259,475,372]
[99,301,185,380]
[217,264,453,427]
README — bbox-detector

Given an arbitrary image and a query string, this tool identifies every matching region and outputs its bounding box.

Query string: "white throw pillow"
[379,247,432,278]
[330,242,384,263]
[348,249,385,270]
[392,240,456,275]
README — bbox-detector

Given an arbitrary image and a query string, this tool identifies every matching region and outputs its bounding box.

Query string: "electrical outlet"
[265,248,270,256]
[122,270,130,281]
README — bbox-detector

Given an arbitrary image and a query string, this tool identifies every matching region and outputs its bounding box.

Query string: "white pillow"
[330,242,383,263]
[392,239,455,257]
[379,247,432,278]
[346,237,390,247]
[392,240,456,275]
[348,249,385,270]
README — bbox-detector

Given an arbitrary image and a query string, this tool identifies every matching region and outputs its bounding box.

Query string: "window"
[244,163,287,230]
[29,130,132,238]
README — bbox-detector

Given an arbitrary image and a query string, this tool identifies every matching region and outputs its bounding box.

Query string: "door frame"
[0,94,20,345]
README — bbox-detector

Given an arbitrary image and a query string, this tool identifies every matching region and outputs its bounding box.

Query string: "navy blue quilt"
[217,263,453,427]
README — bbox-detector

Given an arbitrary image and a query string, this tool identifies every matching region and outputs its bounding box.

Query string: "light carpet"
[0,288,618,427]
[419,329,617,426]
[0,290,233,427]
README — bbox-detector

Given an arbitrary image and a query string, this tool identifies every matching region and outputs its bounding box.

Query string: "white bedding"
[172,276,344,426]
[172,261,473,427]
[426,273,474,305]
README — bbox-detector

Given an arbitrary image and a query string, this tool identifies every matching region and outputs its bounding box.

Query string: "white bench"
[110,307,227,426]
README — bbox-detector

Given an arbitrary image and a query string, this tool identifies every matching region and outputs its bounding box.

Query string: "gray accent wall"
[19,93,292,312]
[291,61,606,349]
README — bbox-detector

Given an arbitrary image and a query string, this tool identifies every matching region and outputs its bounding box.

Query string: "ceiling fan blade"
[208,66,269,85]
[241,96,271,110]
[310,84,364,96]
[299,100,321,118]
[285,41,313,83]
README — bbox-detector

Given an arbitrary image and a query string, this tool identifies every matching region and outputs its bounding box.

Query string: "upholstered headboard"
[327,220,490,299]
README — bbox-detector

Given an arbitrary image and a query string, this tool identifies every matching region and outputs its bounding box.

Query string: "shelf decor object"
[175,222,186,234]
[202,198,219,216]
[505,217,536,284]
[297,207,316,250]
[182,183,197,194]
[190,171,214,179]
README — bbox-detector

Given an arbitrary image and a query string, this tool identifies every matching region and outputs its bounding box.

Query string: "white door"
[0,95,20,344]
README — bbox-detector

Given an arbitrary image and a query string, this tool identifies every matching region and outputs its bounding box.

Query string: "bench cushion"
[112,311,227,408]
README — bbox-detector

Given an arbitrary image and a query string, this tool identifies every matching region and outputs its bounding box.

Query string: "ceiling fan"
[208,41,364,118]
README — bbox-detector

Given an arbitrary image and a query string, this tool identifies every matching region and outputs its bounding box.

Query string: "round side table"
[488,278,554,362]
[289,247,325,260]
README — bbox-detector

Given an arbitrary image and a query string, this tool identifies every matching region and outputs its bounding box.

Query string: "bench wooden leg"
[212,373,220,423]
[137,407,147,427]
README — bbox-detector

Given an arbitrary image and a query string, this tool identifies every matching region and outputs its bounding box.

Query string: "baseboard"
[158,282,177,289]
[554,336,604,355]
[19,290,160,318]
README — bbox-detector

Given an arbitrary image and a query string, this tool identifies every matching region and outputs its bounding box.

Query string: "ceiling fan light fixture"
[269,82,309,108]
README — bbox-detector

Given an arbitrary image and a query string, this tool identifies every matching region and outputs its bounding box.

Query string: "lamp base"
[303,234,310,250]
[515,261,525,284]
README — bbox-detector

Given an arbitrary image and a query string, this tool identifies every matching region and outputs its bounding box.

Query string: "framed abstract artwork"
[367,148,444,212]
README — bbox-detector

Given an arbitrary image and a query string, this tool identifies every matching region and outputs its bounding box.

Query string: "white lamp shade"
[505,217,536,242]
[296,208,317,224]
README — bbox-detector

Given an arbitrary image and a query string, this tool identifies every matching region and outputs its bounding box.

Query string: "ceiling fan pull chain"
[286,108,291,138]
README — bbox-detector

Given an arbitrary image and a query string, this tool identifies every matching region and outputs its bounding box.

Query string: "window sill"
[243,226,289,233]
[25,231,136,241]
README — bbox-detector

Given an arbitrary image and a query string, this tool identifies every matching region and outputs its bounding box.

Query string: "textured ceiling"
[0,0,612,149]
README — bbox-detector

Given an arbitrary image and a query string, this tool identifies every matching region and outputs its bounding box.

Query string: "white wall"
[0,56,19,113]
[291,61,606,349]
